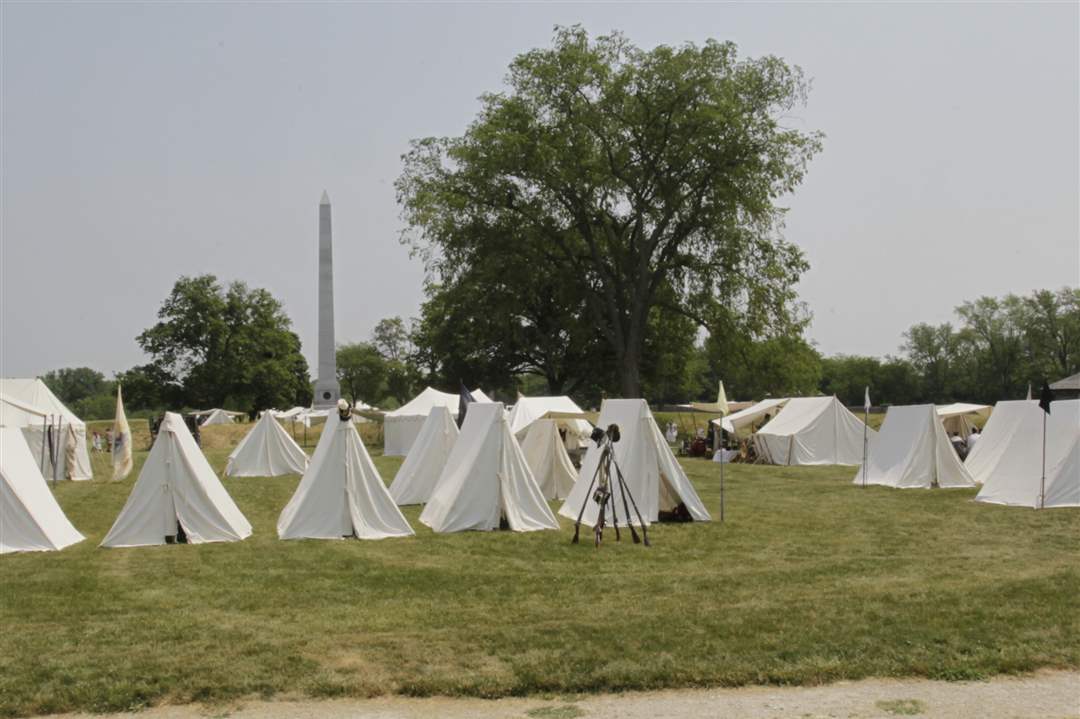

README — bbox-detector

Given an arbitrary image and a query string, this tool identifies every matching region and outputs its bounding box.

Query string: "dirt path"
[43,671,1079,719]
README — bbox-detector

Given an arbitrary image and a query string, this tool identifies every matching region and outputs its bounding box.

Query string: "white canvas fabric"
[0,426,85,554]
[383,387,490,456]
[715,398,789,437]
[559,399,710,527]
[520,419,578,500]
[971,400,1080,508]
[937,403,992,438]
[389,406,459,505]
[753,396,874,466]
[508,396,592,439]
[197,408,242,426]
[854,404,975,489]
[101,412,252,547]
[420,402,558,533]
[0,378,93,481]
[226,412,309,477]
[278,412,413,540]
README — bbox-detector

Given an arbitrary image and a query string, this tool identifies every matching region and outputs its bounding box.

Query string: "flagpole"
[719,435,725,522]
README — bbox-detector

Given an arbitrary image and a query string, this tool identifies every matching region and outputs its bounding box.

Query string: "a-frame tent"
[101,412,252,547]
[0,378,93,481]
[558,399,710,527]
[0,425,85,554]
[389,406,459,506]
[278,412,413,540]
[519,418,578,501]
[754,396,874,466]
[383,386,491,456]
[971,399,1080,508]
[225,411,309,477]
[420,402,558,533]
[854,404,975,489]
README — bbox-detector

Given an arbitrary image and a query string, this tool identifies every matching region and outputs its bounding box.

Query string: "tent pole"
[719,442,725,522]
[1040,411,1047,510]
[862,406,869,489]
[52,414,62,481]
[39,414,48,473]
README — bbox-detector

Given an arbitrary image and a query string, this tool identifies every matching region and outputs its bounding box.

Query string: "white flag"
[716,381,730,417]
[864,386,871,412]
[112,384,133,481]
[1026,383,1032,401]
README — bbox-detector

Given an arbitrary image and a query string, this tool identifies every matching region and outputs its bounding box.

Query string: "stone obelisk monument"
[312,190,341,408]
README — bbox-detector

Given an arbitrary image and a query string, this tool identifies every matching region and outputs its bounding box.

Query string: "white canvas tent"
[970,400,1080,508]
[559,399,710,527]
[0,378,93,481]
[714,398,789,438]
[278,412,413,540]
[101,412,252,547]
[854,404,975,489]
[936,403,992,438]
[226,411,309,477]
[195,408,243,426]
[383,386,491,456]
[1,421,85,554]
[420,402,558,533]
[508,395,592,440]
[389,406,459,505]
[520,419,578,501]
[753,396,874,466]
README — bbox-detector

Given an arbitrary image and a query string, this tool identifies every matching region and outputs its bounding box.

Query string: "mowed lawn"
[1,425,1077,717]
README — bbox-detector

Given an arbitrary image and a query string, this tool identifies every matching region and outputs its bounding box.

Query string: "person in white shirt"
[966,427,981,450]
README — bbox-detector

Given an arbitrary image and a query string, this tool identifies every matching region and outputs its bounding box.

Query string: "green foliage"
[135,275,311,413]
[895,287,1080,404]
[820,355,921,407]
[40,367,108,406]
[336,342,388,405]
[397,26,821,396]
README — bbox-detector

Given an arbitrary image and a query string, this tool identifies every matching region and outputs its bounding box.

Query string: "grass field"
[0,426,1077,717]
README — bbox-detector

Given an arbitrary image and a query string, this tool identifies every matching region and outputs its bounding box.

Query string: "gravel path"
[42,671,1079,719]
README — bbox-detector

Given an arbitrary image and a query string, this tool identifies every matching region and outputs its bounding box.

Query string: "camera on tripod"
[572,422,650,548]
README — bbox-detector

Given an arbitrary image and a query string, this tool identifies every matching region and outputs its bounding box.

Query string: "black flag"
[457,381,475,427]
[1038,380,1053,415]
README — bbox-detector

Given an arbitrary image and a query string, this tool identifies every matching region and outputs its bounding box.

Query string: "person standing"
[966,426,981,451]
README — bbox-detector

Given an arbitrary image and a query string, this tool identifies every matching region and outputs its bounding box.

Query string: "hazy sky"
[2,2,1077,379]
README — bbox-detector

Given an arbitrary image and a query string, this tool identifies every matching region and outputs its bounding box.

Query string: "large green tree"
[137,275,311,412]
[397,27,821,396]
[41,367,107,407]
[336,343,388,405]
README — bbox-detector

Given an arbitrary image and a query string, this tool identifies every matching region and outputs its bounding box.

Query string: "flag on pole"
[1026,383,1032,401]
[1038,381,1053,414]
[111,384,133,481]
[457,381,475,427]
[716,381,730,417]
[864,386,871,412]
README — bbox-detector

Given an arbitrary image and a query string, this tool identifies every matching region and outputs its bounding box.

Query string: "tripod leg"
[608,465,621,542]
[613,460,649,547]
[571,464,600,545]
[615,468,641,544]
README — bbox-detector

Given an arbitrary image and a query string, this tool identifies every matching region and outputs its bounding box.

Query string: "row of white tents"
[3,380,1075,554]
[855,400,1079,508]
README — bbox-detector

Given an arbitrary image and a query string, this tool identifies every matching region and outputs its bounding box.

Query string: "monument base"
[312,379,341,409]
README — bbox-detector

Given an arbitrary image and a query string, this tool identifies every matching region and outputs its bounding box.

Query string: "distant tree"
[1015,287,1080,382]
[372,317,411,363]
[901,323,961,402]
[398,27,821,396]
[337,343,388,405]
[819,355,882,406]
[40,367,107,407]
[114,363,181,411]
[136,275,311,413]
[705,332,821,401]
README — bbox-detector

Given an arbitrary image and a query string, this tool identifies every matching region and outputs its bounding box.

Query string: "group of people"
[949,426,982,460]
[91,430,113,453]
